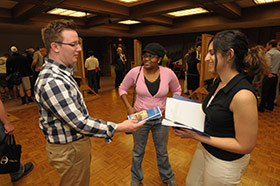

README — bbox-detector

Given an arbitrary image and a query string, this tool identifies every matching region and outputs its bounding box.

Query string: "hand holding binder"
[162,95,210,136]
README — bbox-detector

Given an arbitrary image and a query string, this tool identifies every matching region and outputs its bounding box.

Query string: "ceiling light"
[47,8,91,17]
[254,0,280,4]
[167,8,208,17]
[118,0,139,3]
[118,20,141,25]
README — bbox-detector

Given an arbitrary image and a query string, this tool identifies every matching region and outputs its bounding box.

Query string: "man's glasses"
[55,41,81,47]
[142,54,157,60]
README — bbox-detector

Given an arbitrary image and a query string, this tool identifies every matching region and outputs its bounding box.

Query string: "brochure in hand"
[128,107,162,123]
[162,95,210,136]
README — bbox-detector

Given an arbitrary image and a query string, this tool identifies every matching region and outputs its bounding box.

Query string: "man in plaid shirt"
[35,19,145,186]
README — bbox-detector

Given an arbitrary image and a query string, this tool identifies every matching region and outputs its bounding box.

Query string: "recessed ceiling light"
[167,8,208,17]
[254,0,280,4]
[47,8,91,17]
[118,0,139,3]
[118,20,141,25]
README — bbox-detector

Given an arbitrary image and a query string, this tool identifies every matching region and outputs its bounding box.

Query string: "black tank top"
[202,73,257,161]
[145,75,160,96]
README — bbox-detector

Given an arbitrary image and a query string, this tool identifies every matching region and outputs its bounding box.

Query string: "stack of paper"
[162,95,209,136]
[128,107,162,123]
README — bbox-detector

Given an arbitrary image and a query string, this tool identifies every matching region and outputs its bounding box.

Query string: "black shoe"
[265,106,273,111]
[258,106,264,112]
[21,97,27,105]
[11,162,34,182]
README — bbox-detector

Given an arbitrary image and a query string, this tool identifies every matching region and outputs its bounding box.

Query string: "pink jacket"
[119,66,181,113]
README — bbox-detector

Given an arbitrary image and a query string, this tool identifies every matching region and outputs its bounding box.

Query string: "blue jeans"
[131,118,174,183]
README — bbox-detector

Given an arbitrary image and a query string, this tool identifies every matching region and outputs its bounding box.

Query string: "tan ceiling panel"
[130,0,197,17]
[103,0,154,7]
[61,0,129,17]
[140,16,173,26]
[0,0,279,37]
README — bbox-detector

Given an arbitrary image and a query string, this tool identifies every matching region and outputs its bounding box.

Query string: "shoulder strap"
[132,65,143,107]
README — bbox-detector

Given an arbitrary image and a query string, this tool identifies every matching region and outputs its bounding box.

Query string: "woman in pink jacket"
[119,42,181,186]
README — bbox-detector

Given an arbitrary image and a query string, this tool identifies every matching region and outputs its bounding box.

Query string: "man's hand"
[268,73,276,78]
[116,119,146,133]
[4,122,14,135]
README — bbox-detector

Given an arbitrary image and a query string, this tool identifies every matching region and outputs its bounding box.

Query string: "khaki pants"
[17,76,31,91]
[46,137,92,186]
[186,143,250,186]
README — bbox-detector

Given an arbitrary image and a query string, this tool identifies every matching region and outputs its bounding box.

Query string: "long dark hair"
[211,30,266,79]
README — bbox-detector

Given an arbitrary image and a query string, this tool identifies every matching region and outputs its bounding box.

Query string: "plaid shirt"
[34,58,117,144]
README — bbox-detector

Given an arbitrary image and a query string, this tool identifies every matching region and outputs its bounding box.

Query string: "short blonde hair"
[117,47,122,52]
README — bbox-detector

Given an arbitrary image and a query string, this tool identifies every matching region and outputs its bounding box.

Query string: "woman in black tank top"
[174,30,267,186]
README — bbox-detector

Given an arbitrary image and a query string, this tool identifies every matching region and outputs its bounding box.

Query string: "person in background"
[6,46,33,104]
[31,47,45,90]
[119,47,128,73]
[24,49,34,73]
[119,42,181,186]
[186,49,200,95]
[96,57,101,90]
[182,47,194,95]
[161,52,169,67]
[258,39,280,112]
[249,45,268,96]
[22,49,34,95]
[276,41,280,105]
[277,41,280,51]
[115,47,126,88]
[35,19,145,186]
[23,48,35,96]
[0,53,11,101]
[0,100,34,182]
[85,50,99,94]
[167,57,173,70]
[174,30,266,186]
[196,43,201,61]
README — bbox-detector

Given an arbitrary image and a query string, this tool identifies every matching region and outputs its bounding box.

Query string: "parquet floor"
[0,81,280,186]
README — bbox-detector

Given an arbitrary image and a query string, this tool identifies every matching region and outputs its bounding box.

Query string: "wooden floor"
[1,79,280,186]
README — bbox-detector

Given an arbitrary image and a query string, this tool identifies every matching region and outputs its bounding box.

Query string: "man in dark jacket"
[115,47,125,88]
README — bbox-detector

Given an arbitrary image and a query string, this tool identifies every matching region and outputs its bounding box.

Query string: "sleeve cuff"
[104,122,118,144]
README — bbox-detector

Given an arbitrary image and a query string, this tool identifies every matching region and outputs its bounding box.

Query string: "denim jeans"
[131,118,174,183]
[10,163,24,181]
